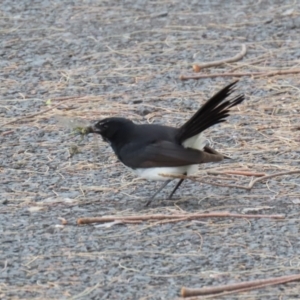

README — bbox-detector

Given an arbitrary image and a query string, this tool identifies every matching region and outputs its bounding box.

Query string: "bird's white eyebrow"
[97,120,108,125]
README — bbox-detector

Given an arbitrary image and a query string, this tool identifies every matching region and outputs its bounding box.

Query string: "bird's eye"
[101,123,109,129]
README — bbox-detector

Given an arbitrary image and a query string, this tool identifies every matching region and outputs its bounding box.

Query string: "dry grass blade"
[193,44,247,70]
[2,103,61,127]
[2,96,83,127]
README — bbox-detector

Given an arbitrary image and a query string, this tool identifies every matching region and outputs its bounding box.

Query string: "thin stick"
[198,281,299,300]
[194,179,249,190]
[194,44,247,70]
[180,68,300,80]
[50,95,82,101]
[77,212,284,225]
[1,130,14,136]
[181,273,300,297]
[248,170,300,189]
[207,170,266,177]
[160,170,300,190]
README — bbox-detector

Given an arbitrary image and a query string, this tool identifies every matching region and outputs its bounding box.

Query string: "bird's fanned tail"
[177,81,245,143]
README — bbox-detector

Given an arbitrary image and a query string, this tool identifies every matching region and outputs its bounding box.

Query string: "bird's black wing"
[118,140,224,169]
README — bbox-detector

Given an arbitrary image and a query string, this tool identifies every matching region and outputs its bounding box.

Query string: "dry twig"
[161,170,300,190]
[77,212,284,225]
[180,68,300,80]
[207,170,266,177]
[247,170,300,190]
[181,273,300,297]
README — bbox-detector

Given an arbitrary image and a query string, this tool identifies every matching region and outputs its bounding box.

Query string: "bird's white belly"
[133,165,198,180]
[132,133,206,180]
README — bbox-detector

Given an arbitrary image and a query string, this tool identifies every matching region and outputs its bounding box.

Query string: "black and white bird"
[89,81,245,206]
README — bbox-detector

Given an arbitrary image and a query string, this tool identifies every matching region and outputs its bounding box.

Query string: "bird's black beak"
[89,123,109,143]
[87,124,100,134]
[87,122,103,135]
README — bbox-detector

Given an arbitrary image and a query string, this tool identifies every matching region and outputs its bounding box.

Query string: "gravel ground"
[1,0,300,299]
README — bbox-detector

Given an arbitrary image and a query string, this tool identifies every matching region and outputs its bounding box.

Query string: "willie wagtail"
[89,81,245,206]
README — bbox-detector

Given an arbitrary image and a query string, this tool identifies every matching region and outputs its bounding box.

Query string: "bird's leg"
[145,180,172,207]
[167,173,186,199]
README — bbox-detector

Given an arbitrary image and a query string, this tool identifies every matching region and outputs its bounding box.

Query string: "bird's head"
[91,117,133,144]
